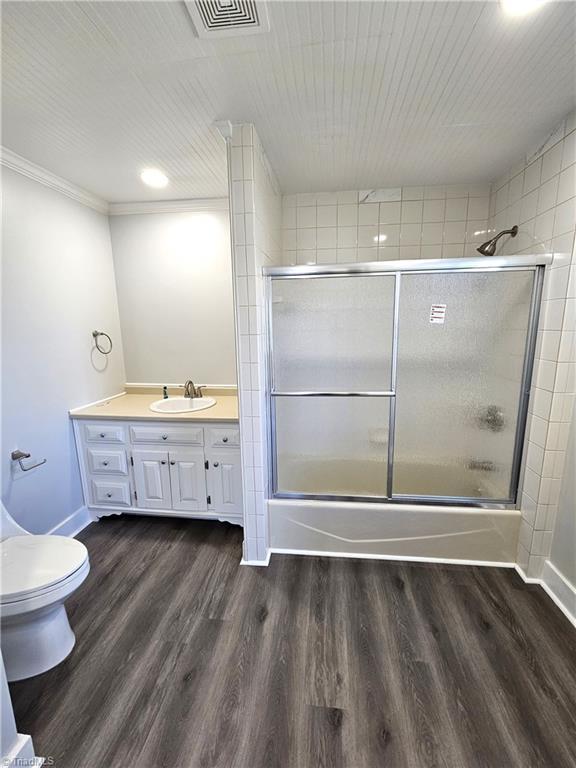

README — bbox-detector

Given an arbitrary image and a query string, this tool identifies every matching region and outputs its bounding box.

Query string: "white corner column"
[218,121,282,564]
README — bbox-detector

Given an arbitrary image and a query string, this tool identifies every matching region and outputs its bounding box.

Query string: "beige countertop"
[70,393,238,422]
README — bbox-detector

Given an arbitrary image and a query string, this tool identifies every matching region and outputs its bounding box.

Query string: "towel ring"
[92,330,113,355]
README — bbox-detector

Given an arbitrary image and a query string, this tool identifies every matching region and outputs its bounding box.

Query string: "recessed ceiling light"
[140,168,169,188]
[501,0,547,17]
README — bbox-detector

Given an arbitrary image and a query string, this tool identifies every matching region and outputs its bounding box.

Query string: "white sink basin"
[149,396,216,414]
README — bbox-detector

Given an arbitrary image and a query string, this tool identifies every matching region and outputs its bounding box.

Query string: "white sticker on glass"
[429,304,447,324]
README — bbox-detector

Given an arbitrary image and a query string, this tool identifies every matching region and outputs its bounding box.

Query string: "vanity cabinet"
[72,418,242,525]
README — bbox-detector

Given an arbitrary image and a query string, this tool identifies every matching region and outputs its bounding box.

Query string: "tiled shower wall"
[281,184,491,265]
[229,123,282,563]
[488,111,576,579]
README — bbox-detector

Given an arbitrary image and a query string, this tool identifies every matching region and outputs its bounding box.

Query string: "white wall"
[109,210,236,385]
[281,183,491,265]
[1,168,125,533]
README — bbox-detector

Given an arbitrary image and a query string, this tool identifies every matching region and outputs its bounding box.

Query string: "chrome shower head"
[477,225,518,256]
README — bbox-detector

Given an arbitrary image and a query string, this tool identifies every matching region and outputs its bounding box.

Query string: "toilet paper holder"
[11,449,47,472]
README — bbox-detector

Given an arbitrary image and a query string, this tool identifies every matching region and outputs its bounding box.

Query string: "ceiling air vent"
[184,0,269,38]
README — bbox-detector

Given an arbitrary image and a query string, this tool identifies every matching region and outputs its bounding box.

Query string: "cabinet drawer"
[87,448,128,475]
[208,427,240,448]
[84,423,126,444]
[90,479,131,506]
[130,424,203,445]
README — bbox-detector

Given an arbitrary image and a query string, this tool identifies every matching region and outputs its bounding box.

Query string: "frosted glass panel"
[271,275,395,391]
[393,271,534,499]
[275,397,390,496]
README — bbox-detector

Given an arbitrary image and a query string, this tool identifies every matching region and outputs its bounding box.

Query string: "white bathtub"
[268,498,520,565]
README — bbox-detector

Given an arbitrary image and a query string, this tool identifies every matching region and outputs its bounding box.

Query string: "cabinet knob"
[161,460,167,465]
[100,433,106,438]
[106,492,112,498]
[162,435,168,440]
[222,436,228,443]
[213,462,219,467]
[170,461,175,465]
[102,461,109,466]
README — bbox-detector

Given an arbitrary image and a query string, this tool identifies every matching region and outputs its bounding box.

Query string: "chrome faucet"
[184,379,203,399]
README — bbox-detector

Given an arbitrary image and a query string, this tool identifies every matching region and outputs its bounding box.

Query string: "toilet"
[0,503,90,682]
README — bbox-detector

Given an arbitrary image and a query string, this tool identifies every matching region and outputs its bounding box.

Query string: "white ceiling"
[2,1,575,201]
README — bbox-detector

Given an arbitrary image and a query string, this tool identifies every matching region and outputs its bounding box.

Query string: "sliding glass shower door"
[393,270,535,501]
[267,261,543,506]
[270,274,396,497]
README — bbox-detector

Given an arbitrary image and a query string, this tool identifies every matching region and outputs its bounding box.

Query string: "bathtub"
[268,493,520,565]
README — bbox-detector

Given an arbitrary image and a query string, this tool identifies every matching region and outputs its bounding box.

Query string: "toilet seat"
[0,535,89,603]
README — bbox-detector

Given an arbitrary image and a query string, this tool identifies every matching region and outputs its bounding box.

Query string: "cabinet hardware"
[213,462,219,467]
[222,437,228,443]
[207,495,211,505]
[205,459,209,470]
[170,461,175,465]
[130,456,134,466]
[100,433,106,438]
[106,492,112,498]
[102,461,109,466]
[161,460,166,465]
[162,435,168,440]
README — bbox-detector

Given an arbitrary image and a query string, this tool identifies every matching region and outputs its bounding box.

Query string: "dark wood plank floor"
[10,516,576,768]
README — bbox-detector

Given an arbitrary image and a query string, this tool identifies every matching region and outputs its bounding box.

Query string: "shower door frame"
[264,255,549,509]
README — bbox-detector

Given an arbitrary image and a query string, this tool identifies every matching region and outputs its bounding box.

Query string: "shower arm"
[477,225,518,257]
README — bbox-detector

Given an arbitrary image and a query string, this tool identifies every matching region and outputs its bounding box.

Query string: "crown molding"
[108,198,229,215]
[0,146,109,214]
[1,147,229,217]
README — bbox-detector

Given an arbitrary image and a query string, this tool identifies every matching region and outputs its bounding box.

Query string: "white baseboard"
[241,550,271,567]
[515,562,576,628]
[541,560,576,628]
[47,506,91,538]
[514,564,541,584]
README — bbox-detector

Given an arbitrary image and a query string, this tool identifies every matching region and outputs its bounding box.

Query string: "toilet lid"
[1,535,88,601]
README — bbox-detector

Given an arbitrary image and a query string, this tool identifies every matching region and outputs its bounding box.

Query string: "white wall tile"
[400,223,422,245]
[379,202,402,224]
[423,199,445,222]
[541,141,563,183]
[556,165,575,205]
[358,203,379,225]
[401,200,423,223]
[338,204,358,226]
[523,158,542,194]
[297,206,316,228]
[445,198,468,221]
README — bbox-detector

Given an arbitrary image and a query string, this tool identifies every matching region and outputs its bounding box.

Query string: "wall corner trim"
[0,146,109,214]
[515,562,576,628]
[46,505,91,538]
[108,198,229,216]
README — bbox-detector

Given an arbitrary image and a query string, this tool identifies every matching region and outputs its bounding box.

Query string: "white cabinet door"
[132,450,171,509]
[169,449,207,512]
[207,450,243,516]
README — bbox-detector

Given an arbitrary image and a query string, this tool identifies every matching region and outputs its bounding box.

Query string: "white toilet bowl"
[1,505,90,682]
